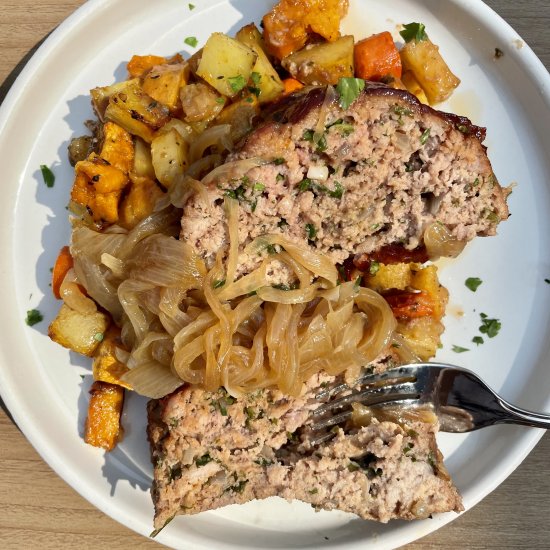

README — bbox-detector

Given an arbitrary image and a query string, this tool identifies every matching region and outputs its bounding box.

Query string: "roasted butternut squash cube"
[71,153,129,224]
[92,326,131,388]
[84,381,125,451]
[119,175,165,229]
[99,121,134,173]
[48,303,110,357]
[127,54,167,78]
[410,264,448,319]
[366,262,413,292]
[142,63,189,111]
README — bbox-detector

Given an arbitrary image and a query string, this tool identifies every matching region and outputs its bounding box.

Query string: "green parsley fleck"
[266,244,277,254]
[184,36,198,48]
[472,335,484,346]
[336,77,366,109]
[188,3,195,9]
[545,278,550,284]
[213,279,226,289]
[272,157,285,165]
[479,315,501,338]
[452,345,469,353]
[94,332,104,342]
[308,488,319,494]
[298,178,311,192]
[420,128,431,145]
[195,454,213,467]
[399,22,427,43]
[328,181,344,199]
[369,261,380,275]
[40,165,55,188]
[227,74,246,93]
[215,97,225,104]
[250,71,261,85]
[253,182,265,191]
[25,309,43,326]
[305,223,317,240]
[465,277,482,292]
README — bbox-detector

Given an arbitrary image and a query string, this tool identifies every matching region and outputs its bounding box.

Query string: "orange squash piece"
[354,31,402,81]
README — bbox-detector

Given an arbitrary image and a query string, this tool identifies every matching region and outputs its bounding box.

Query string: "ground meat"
[148,368,463,530]
[180,83,509,283]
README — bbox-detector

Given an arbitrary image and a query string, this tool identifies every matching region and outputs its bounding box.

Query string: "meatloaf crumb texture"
[148,371,463,529]
[181,84,509,282]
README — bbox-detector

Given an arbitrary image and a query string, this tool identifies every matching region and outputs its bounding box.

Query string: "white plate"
[1,0,550,548]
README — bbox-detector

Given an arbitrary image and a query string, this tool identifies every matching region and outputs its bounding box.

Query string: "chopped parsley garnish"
[184,36,198,48]
[328,119,355,136]
[272,282,298,291]
[308,488,319,494]
[465,277,482,292]
[94,332,104,342]
[420,128,431,145]
[305,223,317,240]
[369,261,380,275]
[40,165,55,188]
[452,345,469,353]
[479,314,501,338]
[298,178,312,192]
[296,178,343,199]
[266,244,277,254]
[254,457,274,467]
[25,309,43,326]
[253,182,265,191]
[188,3,195,9]
[545,278,550,284]
[272,157,285,165]
[227,74,246,93]
[250,71,261,85]
[399,22,427,43]
[213,279,226,289]
[472,336,484,346]
[336,77,366,110]
[215,97,225,104]
[227,480,248,493]
[195,454,212,466]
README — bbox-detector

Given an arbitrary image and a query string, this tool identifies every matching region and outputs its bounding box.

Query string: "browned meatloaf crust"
[181,83,509,281]
[148,372,463,529]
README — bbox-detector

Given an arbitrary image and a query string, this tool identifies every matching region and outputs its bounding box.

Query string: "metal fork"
[310,363,550,439]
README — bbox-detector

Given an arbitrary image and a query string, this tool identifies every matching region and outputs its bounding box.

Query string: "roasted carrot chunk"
[51,246,73,299]
[354,31,402,81]
[383,290,434,320]
[84,381,125,451]
[127,54,167,78]
[282,77,304,95]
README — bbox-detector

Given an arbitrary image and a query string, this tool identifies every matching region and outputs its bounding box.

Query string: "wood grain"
[1,1,549,548]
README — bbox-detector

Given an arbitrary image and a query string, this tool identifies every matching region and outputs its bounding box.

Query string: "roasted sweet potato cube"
[119,175,165,229]
[99,122,134,173]
[142,63,189,111]
[71,153,129,223]
[92,326,131,388]
[84,381,125,451]
[127,54,167,78]
[48,303,110,356]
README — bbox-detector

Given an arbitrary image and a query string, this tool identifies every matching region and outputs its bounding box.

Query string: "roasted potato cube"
[396,316,445,361]
[215,97,260,143]
[119,174,165,229]
[236,24,285,103]
[104,82,171,143]
[71,153,129,224]
[48,303,110,356]
[127,54,167,78]
[132,137,155,179]
[92,326,131,388]
[84,381,125,451]
[365,262,413,292]
[180,83,225,124]
[262,0,349,59]
[141,62,189,111]
[400,37,460,104]
[410,264,448,319]
[282,35,354,85]
[196,33,257,97]
[99,121,134,173]
[150,128,188,188]
[401,70,429,104]
[90,79,139,121]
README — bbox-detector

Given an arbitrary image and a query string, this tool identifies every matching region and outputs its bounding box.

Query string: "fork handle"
[498,398,550,429]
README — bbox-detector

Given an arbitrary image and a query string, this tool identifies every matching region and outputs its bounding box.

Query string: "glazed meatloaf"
[148,371,463,529]
[181,83,509,281]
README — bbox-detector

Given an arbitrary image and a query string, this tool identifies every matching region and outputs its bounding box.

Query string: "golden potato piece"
[84,381,125,451]
[119,174,165,229]
[282,35,354,85]
[396,316,445,361]
[90,79,140,122]
[366,262,413,292]
[48,303,110,357]
[150,129,188,188]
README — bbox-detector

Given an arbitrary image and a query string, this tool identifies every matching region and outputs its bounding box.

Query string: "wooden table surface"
[1,1,549,548]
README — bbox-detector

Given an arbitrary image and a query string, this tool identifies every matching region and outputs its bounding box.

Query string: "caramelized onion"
[424,222,467,259]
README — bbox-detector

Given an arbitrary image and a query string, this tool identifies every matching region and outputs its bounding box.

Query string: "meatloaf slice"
[148,371,463,530]
[181,83,509,281]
